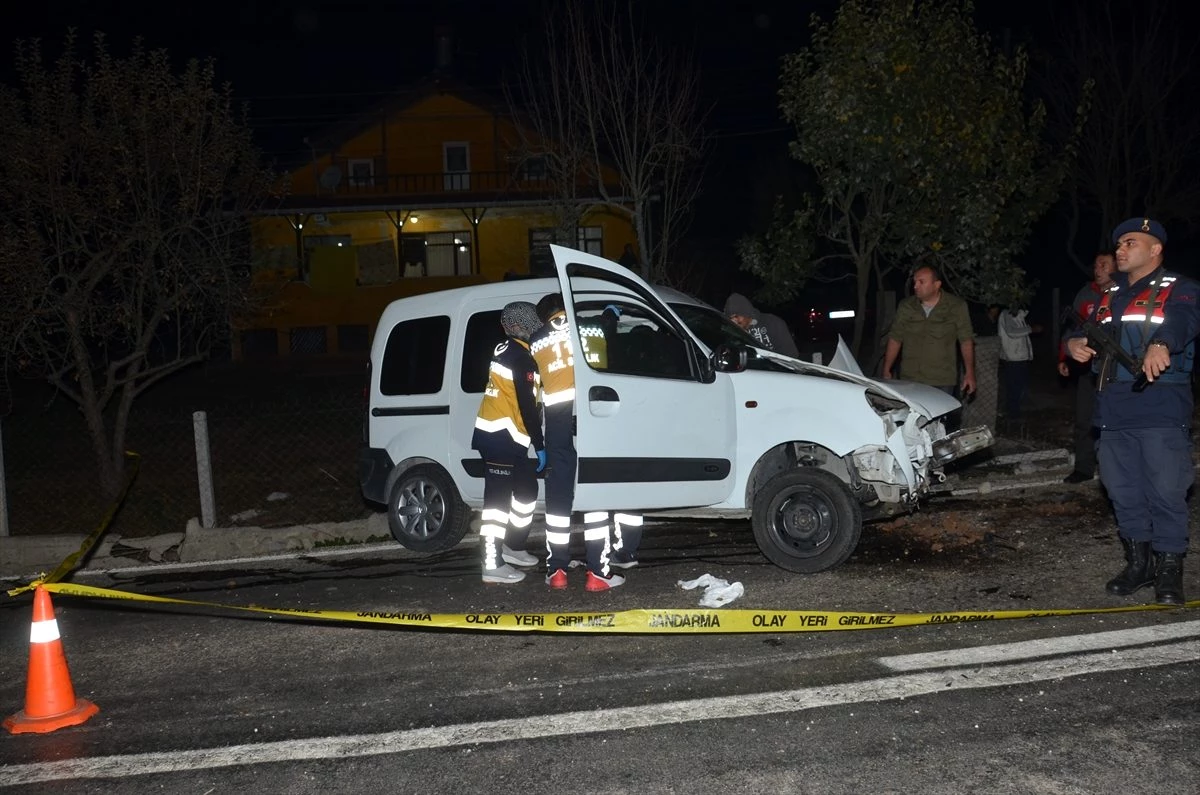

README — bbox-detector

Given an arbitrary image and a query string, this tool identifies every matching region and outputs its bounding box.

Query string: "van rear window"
[379,315,451,396]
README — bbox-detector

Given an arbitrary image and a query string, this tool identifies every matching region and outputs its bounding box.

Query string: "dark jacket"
[723,293,800,358]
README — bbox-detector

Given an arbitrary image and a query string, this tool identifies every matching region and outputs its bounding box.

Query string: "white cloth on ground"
[678,573,745,607]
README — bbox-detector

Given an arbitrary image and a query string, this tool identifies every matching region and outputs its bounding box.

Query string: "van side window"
[379,316,451,396]
[461,309,504,393]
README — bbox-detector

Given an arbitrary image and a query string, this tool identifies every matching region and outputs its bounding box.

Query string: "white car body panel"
[364,249,989,520]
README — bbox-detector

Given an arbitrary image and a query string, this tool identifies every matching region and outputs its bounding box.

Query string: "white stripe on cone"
[29,618,60,644]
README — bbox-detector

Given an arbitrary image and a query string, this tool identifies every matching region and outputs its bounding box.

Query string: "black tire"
[751,468,862,573]
[386,465,470,552]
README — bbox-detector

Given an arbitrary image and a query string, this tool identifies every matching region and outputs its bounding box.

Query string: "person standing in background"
[723,293,800,358]
[882,265,976,394]
[997,305,1035,426]
[1059,252,1117,483]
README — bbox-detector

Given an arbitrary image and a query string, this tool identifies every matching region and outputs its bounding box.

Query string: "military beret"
[1111,217,1167,245]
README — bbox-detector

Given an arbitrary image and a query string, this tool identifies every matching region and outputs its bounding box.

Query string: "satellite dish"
[319,165,343,191]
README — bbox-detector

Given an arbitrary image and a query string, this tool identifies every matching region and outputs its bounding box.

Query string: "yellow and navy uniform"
[528,306,625,578]
[472,336,544,458]
[529,311,575,409]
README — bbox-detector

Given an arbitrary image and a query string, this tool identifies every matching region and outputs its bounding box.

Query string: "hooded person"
[470,301,545,584]
[723,293,800,358]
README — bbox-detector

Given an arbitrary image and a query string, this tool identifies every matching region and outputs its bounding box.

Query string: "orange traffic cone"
[4,586,99,734]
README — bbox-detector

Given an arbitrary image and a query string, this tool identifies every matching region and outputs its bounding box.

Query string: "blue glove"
[605,304,622,318]
[536,449,547,472]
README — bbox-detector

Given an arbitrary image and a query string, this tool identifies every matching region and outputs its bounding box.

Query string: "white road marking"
[880,619,1200,671]
[2,634,1197,785]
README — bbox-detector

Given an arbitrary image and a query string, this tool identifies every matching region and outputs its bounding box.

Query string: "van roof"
[375,278,709,326]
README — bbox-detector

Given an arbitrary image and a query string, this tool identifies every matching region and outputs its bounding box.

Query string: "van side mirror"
[713,343,748,373]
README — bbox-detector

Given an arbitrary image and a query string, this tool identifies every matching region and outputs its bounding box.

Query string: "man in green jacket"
[882,265,976,397]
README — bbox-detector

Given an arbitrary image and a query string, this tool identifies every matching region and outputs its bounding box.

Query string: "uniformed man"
[471,302,546,584]
[1067,217,1200,606]
[530,293,625,591]
[1058,252,1117,483]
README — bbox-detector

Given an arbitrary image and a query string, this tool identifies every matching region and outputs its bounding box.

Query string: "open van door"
[549,244,736,512]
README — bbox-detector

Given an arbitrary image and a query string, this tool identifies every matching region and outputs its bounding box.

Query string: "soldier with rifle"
[1067,218,1200,606]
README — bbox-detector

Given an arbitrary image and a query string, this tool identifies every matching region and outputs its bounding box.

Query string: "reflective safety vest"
[473,337,544,449]
[1095,271,1193,384]
[530,312,576,408]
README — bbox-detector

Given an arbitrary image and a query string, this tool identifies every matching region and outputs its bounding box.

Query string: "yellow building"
[241,80,636,360]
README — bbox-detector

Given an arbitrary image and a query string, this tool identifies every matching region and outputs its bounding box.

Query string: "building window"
[529,228,557,277]
[443,142,470,190]
[528,226,600,271]
[520,155,548,181]
[240,329,279,359]
[347,158,375,188]
[424,232,472,277]
[290,326,328,356]
[401,236,427,278]
[577,226,602,256]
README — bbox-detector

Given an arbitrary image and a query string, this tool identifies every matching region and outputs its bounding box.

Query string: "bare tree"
[510,1,707,284]
[503,6,591,254]
[0,34,273,497]
[1039,2,1200,271]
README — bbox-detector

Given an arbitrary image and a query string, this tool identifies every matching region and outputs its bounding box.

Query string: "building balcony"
[274,169,610,213]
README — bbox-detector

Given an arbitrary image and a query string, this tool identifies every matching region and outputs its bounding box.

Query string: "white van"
[359,245,992,573]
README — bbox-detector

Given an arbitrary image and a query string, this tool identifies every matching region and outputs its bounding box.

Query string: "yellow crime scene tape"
[5,449,1198,634]
[16,580,1200,634]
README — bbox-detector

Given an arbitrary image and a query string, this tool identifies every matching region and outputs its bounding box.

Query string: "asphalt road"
[1,499,1199,793]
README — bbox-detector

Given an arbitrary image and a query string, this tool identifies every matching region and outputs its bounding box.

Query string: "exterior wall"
[243,91,636,359]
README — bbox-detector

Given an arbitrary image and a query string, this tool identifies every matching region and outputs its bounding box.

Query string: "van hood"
[752,337,961,420]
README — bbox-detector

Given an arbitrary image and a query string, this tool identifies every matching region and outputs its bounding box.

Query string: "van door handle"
[589,386,619,402]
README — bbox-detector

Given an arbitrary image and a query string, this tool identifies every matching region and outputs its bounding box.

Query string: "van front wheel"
[752,469,861,573]
[387,465,470,552]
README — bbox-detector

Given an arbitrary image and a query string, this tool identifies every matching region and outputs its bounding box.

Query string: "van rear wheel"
[387,465,470,552]
[752,468,861,573]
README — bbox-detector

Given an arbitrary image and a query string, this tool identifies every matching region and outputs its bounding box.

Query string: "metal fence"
[0,371,370,539]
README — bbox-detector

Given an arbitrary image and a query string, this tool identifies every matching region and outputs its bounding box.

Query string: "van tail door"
[548,244,736,512]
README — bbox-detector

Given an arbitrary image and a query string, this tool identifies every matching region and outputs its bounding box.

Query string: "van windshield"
[669,303,793,372]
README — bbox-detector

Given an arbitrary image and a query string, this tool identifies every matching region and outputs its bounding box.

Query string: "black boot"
[1154,552,1186,606]
[1105,538,1156,596]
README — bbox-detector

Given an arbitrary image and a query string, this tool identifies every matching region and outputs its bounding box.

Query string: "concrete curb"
[0,513,391,581]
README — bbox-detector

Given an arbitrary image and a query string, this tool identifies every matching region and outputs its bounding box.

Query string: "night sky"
[7,0,1199,303]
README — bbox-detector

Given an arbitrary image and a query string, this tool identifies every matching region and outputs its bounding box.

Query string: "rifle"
[1072,313,1150,392]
